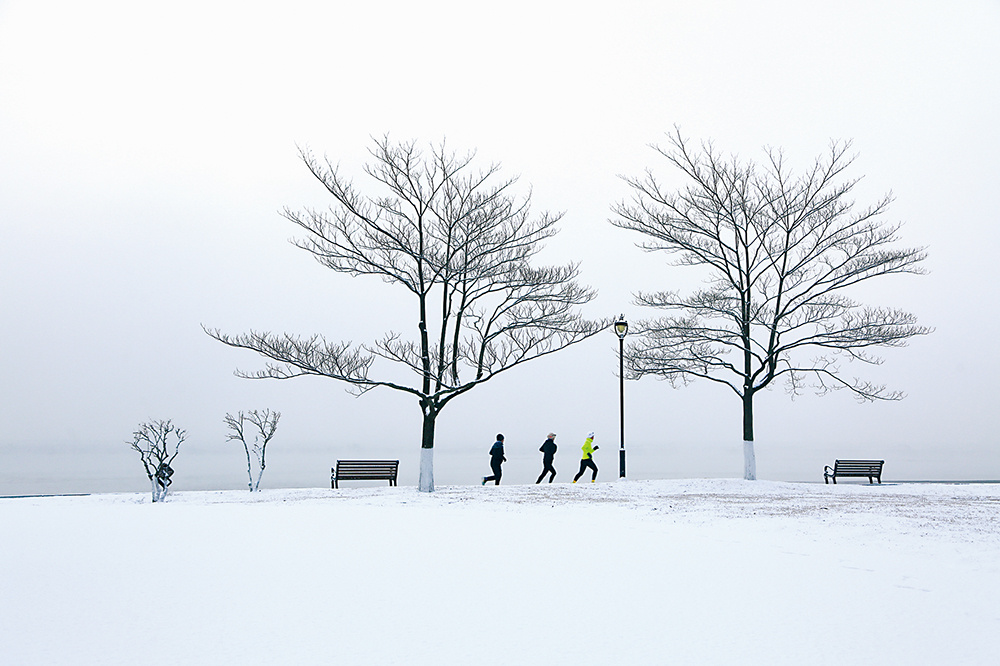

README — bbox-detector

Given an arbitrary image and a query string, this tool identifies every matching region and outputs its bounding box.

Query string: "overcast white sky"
[2,0,998,492]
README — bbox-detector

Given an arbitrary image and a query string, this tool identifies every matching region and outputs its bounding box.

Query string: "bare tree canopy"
[207,137,606,491]
[612,129,931,479]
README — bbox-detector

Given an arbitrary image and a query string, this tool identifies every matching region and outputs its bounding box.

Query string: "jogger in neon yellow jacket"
[572,432,599,483]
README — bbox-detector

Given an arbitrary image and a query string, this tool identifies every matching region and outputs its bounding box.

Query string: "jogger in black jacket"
[482,434,506,485]
[536,432,558,483]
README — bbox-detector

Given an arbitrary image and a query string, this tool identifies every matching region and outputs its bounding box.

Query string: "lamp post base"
[619,448,626,478]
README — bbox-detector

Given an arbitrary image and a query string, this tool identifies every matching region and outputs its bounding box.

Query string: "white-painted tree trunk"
[743,440,757,480]
[419,447,434,492]
[150,478,168,502]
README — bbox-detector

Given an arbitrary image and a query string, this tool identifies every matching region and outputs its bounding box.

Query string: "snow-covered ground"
[2,479,998,665]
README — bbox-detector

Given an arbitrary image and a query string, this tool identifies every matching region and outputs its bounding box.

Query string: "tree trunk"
[742,392,756,480]
[419,407,436,492]
[245,446,254,492]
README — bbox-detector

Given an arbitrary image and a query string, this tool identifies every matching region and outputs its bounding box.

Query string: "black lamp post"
[614,315,628,478]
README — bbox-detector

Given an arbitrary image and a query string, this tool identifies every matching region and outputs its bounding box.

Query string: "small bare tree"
[207,137,606,492]
[130,419,185,502]
[224,409,280,491]
[612,129,931,479]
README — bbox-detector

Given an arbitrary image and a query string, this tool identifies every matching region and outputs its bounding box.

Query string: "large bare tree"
[612,129,930,479]
[207,137,605,491]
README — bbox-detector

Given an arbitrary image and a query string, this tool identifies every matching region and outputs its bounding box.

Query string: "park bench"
[823,459,884,484]
[331,460,399,489]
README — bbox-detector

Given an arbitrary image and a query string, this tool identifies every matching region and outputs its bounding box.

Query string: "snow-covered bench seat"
[823,459,884,484]
[331,460,399,489]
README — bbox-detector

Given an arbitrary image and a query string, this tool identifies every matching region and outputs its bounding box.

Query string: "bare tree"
[207,137,606,491]
[130,419,185,502]
[612,129,931,479]
[224,409,280,492]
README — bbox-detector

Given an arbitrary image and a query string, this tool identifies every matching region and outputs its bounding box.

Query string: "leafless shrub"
[224,409,280,491]
[130,419,185,502]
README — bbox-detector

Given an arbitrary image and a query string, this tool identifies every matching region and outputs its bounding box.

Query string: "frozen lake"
[2,437,996,496]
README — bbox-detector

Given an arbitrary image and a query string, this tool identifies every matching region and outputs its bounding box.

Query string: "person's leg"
[573,459,586,482]
[492,460,503,485]
[547,463,556,483]
[589,458,598,481]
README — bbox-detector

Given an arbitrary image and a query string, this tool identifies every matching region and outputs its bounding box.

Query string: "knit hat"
[587,431,595,439]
